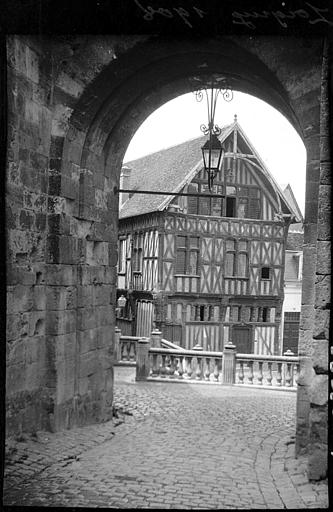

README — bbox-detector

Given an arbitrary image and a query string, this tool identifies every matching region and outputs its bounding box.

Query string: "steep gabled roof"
[120,120,301,222]
[120,124,233,219]
[281,184,304,223]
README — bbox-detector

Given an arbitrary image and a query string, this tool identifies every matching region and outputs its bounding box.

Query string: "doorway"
[232,326,252,353]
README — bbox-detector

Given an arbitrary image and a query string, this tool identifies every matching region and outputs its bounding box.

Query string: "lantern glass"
[201,135,224,173]
[117,295,127,308]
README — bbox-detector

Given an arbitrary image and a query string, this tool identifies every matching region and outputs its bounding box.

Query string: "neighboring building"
[281,216,304,355]
[117,117,302,355]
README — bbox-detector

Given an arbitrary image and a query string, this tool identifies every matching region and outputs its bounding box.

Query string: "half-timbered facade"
[117,118,301,355]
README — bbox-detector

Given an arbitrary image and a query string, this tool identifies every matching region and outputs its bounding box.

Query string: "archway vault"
[6,35,329,481]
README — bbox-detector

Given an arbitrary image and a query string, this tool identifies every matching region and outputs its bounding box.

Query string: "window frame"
[186,170,261,220]
[261,266,271,280]
[133,232,143,273]
[118,237,126,274]
[225,238,249,278]
[175,234,200,276]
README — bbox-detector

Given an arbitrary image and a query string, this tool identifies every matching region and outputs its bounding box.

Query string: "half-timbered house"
[117,117,302,355]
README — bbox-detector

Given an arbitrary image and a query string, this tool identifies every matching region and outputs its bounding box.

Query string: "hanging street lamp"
[194,80,233,191]
[116,77,233,199]
[117,294,127,309]
[201,133,225,190]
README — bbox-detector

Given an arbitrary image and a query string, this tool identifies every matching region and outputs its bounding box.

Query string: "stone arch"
[57,36,323,423]
[6,35,328,479]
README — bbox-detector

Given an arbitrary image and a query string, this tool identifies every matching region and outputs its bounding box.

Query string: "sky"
[124,91,306,215]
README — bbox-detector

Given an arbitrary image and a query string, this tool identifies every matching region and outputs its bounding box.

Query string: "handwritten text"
[134,0,205,28]
[232,2,333,29]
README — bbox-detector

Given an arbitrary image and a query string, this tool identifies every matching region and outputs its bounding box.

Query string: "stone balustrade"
[114,328,299,389]
[115,327,139,364]
[148,347,223,383]
[235,352,300,389]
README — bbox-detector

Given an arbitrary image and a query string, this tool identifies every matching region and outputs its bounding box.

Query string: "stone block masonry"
[5,34,330,483]
[6,36,119,435]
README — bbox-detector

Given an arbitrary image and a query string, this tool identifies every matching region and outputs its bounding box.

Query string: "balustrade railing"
[114,328,300,390]
[115,330,139,364]
[149,347,223,383]
[235,353,300,388]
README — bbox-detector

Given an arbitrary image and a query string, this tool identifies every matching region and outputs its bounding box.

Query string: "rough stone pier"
[3,368,328,509]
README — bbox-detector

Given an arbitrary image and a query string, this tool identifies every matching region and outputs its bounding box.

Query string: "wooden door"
[232,326,252,353]
[136,301,154,337]
[282,312,300,354]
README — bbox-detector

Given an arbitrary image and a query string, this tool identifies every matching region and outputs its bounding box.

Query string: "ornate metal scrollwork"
[194,81,233,138]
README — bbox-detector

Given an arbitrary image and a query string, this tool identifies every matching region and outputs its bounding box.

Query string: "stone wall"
[6,37,54,433]
[5,35,138,433]
[5,35,330,480]
[307,40,331,481]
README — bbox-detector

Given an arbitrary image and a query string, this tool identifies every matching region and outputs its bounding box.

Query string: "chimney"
[119,165,132,206]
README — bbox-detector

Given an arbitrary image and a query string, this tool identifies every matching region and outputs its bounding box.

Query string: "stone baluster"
[151,353,159,376]
[222,343,236,385]
[195,357,202,380]
[169,355,176,378]
[150,329,162,348]
[205,357,211,381]
[238,361,244,384]
[160,354,167,377]
[177,356,184,379]
[213,358,220,382]
[267,362,273,386]
[115,327,121,362]
[247,361,254,384]
[285,362,292,387]
[136,337,151,381]
[276,362,282,386]
[284,350,294,386]
[129,341,136,361]
[122,341,129,361]
[294,362,300,384]
[186,356,193,379]
[258,362,263,385]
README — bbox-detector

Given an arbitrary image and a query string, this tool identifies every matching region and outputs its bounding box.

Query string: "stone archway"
[6,35,330,480]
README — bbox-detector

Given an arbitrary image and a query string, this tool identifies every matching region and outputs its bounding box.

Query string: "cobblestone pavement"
[3,367,328,509]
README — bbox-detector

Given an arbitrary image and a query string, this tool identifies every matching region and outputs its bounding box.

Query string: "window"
[226,239,236,275]
[226,186,236,217]
[133,233,143,272]
[237,197,248,218]
[187,182,224,217]
[262,307,270,322]
[237,241,248,277]
[192,304,215,322]
[186,176,260,219]
[259,307,270,322]
[187,183,199,214]
[225,239,248,277]
[175,235,199,275]
[248,188,261,219]
[226,197,236,217]
[261,267,271,279]
[118,238,126,273]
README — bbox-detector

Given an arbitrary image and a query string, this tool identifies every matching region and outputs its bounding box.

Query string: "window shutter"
[187,184,198,214]
[199,195,210,216]
[248,188,261,219]
[226,252,235,275]
[176,249,186,274]
[189,250,198,274]
[238,253,248,277]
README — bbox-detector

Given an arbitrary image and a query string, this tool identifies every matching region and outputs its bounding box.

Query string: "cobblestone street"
[3,367,328,509]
